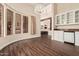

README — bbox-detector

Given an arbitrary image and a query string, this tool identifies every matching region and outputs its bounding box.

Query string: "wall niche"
[23,16,28,33]
[7,9,13,35]
[15,13,21,34]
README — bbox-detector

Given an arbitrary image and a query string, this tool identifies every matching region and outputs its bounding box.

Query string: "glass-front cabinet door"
[67,12,74,24]
[0,4,4,37]
[67,13,70,24]
[75,10,79,23]
[7,9,13,35]
[61,14,65,24]
[56,16,60,24]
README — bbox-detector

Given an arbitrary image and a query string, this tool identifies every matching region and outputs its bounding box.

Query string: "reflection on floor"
[0,35,79,56]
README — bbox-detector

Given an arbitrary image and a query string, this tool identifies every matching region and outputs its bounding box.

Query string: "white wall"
[0,3,40,50]
[56,3,79,14]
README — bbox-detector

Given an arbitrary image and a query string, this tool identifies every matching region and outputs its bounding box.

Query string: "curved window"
[23,16,28,33]
[15,13,21,34]
[7,9,13,35]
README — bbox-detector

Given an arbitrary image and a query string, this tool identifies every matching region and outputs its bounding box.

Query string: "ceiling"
[28,3,50,8]
[26,3,50,14]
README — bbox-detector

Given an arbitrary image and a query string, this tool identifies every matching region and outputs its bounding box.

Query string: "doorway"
[40,17,52,38]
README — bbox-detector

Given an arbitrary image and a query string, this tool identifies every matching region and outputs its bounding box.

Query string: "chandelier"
[34,4,44,14]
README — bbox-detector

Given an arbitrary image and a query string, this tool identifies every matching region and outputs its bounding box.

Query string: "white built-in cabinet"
[54,31,75,43]
[54,30,64,42]
[64,32,74,43]
[55,9,79,25]
[75,32,79,46]
[54,9,79,45]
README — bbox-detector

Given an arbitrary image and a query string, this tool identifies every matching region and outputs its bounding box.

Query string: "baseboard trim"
[64,41,75,45]
[0,34,40,50]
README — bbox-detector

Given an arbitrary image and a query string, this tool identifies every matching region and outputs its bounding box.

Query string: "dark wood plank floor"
[0,35,79,56]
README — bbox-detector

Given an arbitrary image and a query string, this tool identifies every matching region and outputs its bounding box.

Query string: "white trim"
[0,34,40,50]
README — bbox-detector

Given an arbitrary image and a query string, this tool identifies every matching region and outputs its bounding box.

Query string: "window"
[7,9,13,35]
[15,13,21,34]
[23,16,28,33]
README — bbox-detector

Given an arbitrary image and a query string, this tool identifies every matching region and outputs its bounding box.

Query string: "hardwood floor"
[0,35,79,56]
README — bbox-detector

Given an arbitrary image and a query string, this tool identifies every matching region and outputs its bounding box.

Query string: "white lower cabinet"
[64,32,74,43]
[75,32,79,46]
[54,30,64,42]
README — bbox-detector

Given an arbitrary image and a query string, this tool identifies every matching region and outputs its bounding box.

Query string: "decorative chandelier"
[34,4,44,14]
